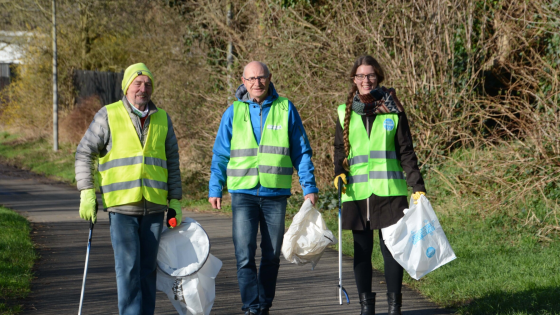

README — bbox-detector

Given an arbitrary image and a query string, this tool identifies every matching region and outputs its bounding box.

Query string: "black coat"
[334,111,425,230]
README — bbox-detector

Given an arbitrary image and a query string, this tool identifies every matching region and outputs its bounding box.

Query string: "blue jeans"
[231,193,288,312]
[109,212,164,315]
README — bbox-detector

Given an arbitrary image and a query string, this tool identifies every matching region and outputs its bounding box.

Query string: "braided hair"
[342,55,385,171]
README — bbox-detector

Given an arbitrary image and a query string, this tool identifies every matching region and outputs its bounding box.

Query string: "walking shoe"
[244,311,258,315]
[359,292,376,315]
[387,292,402,315]
[260,309,270,315]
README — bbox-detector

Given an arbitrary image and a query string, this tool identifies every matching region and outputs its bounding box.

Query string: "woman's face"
[353,65,378,95]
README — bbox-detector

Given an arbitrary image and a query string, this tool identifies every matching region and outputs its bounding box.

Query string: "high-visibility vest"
[337,104,408,201]
[227,97,293,189]
[98,101,169,207]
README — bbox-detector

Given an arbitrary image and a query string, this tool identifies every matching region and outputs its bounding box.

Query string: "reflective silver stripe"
[231,148,258,158]
[143,178,168,190]
[100,179,142,193]
[370,151,397,159]
[258,165,293,175]
[227,168,258,177]
[98,156,143,172]
[145,157,167,169]
[259,145,290,156]
[369,171,405,180]
[347,174,368,184]
[348,155,368,166]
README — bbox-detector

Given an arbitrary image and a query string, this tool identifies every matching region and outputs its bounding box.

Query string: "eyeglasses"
[354,74,377,81]
[243,75,268,84]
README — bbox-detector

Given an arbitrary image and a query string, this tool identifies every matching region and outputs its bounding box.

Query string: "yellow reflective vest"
[98,101,169,207]
[226,97,293,189]
[337,104,408,202]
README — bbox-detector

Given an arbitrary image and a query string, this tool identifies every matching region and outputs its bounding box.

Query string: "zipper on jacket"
[366,116,370,222]
[140,112,149,216]
[259,104,263,137]
[257,104,263,197]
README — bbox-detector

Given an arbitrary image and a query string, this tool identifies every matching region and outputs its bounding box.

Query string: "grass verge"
[1,132,559,314]
[0,206,37,314]
[0,132,77,184]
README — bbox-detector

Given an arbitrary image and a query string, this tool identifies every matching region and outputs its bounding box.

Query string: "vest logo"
[267,125,282,130]
[426,247,436,258]
[383,118,395,131]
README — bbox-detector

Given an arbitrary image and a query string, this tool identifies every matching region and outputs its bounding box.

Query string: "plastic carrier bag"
[156,217,222,315]
[281,199,337,269]
[381,195,456,280]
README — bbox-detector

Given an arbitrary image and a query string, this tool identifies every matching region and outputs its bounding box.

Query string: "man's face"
[242,63,271,102]
[126,75,152,109]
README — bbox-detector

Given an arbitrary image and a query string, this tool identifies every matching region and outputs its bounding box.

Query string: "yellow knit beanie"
[122,63,154,94]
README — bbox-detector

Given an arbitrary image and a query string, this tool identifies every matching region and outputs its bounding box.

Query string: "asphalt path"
[0,163,452,314]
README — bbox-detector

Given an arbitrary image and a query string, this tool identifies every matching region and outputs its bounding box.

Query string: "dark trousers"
[231,193,288,312]
[352,229,403,295]
[109,212,164,315]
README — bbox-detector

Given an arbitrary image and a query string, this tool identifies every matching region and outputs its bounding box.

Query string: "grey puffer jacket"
[75,97,182,215]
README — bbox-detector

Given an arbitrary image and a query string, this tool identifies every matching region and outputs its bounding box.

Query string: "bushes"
[59,95,102,144]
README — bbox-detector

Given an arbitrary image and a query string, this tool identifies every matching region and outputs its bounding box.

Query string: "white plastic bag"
[281,199,337,269]
[382,195,456,280]
[156,217,222,315]
[156,254,222,315]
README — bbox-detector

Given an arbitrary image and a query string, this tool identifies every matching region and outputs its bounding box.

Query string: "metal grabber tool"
[337,177,350,305]
[78,203,97,315]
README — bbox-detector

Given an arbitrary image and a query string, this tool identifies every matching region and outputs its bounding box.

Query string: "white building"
[0,31,32,89]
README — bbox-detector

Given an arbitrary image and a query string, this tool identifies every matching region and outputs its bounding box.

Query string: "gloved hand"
[334,173,347,194]
[412,191,426,204]
[167,199,182,228]
[79,189,97,223]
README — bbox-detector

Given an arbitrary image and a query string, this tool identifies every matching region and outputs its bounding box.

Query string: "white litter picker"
[336,177,350,305]
[156,217,222,315]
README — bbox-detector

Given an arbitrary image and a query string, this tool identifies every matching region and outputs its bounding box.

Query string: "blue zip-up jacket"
[209,83,319,198]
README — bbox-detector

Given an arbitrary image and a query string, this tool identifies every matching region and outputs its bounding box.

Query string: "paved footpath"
[0,164,452,315]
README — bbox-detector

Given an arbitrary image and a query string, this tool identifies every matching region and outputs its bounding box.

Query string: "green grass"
[0,206,37,314]
[408,209,560,314]
[1,132,559,314]
[0,132,77,184]
[307,193,560,315]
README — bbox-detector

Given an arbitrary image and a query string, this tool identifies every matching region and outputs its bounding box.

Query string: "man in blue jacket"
[208,61,318,315]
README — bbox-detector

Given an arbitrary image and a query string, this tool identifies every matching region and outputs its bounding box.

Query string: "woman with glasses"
[332,55,426,315]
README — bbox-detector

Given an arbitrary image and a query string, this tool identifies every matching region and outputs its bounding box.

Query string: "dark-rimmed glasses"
[354,74,377,81]
[243,75,268,84]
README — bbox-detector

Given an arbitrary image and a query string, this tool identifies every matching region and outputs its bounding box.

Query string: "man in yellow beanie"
[75,63,182,314]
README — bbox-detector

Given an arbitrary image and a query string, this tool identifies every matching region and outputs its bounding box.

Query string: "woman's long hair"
[342,55,385,171]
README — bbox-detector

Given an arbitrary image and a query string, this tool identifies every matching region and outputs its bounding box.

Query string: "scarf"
[351,86,404,116]
[126,96,150,118]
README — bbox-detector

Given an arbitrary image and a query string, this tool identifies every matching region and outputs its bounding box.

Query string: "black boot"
[359,292,376,315]
[387,292,402,315]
